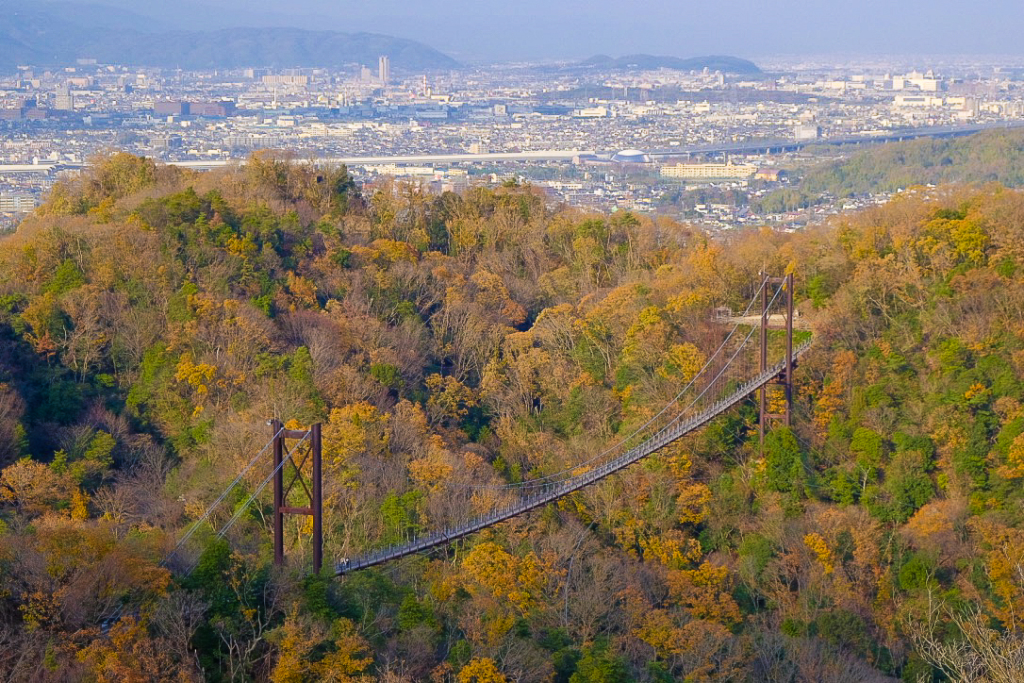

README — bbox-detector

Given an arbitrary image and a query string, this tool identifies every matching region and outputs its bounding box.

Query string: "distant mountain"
[84,29,460,71]
[579,54,762,75]
[0,1,459,71]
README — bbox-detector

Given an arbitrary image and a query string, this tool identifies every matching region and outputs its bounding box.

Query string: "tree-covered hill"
[2,155,1024,681]
[756,128,1024,213]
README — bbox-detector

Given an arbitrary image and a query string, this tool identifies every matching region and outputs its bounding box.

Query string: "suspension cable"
[162,426,285,565]
[448,278,784,493]
[438,276,772,492]
[184,432,310,574]
[490,283,786,493]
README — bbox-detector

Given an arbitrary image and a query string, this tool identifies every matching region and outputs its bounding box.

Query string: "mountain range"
[0,0,460,71]
[0,1,764,74]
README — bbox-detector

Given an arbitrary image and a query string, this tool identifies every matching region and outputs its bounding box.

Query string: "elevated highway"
[8,121,1023,177]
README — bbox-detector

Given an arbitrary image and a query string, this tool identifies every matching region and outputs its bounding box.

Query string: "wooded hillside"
[2,154,1024,682]
[755,128,1024,213]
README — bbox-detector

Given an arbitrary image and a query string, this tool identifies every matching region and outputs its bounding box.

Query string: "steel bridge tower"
[758,272,795,452]
[270,420,323,573]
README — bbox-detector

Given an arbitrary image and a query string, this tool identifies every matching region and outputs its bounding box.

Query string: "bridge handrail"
[336,340,811,575]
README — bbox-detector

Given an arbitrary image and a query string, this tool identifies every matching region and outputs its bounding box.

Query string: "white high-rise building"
[378,55,390,85]
[54,85,74,111]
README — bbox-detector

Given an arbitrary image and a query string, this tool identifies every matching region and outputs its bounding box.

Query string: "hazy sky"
[65,0,1024,62]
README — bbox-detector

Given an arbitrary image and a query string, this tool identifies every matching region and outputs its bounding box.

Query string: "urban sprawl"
[2,55,1024,232]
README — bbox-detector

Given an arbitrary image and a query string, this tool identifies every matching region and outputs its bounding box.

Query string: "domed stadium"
[611,149,650,163]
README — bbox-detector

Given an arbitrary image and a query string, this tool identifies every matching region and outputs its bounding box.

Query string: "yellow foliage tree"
[997,432,1024,479]
[906,500,957,540]
[804,532,835,575]
[0,458,71,514]
[970,518,1024,631]
[659,342,705,381]
[471,270,527,325]
[667,562,743,626]
[634,608,744,681]
[315,618,374,682]
[409,435,456,493]
[270,611,373,683]
[285,271,319,309]
[677,483,713,525]
[174,356,217,396]
[270,610,311,683]
[426,374,478,424]
[77,616,196,683]
[639,530,702,569]
[458,657,508,683]
[813,350,856,439]
[323,402,391,472]
[70,488,90,521]
[461,542,544,614]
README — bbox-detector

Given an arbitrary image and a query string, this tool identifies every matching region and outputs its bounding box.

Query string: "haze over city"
[50,0,1024,60]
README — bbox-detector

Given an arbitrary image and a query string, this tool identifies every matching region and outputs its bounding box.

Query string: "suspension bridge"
[164,273,810,578]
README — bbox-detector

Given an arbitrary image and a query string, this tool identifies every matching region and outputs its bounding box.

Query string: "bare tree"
[153,591,209,677]
[906,592,1024,683]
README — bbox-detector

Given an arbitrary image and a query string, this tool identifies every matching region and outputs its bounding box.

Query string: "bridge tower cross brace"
[758,273,795,452]
[270,419,323,573]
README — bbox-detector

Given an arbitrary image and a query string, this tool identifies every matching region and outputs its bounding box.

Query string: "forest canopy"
[2,153,1024,681]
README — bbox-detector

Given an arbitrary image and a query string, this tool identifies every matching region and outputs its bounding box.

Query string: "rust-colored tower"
[270,420,323,572]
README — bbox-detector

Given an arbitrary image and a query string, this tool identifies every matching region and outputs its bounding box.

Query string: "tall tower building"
[378,55,390,85]
[54,85,74,111]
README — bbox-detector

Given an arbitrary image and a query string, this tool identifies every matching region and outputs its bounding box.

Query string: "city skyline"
[3,46,1023,232]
